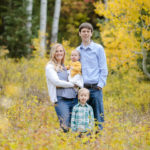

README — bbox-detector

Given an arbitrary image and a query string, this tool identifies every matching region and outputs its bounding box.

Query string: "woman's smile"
[54,46,65,63]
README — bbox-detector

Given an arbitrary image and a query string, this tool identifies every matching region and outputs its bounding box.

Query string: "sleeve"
[69,74,83,88]
[71,107,77,132]
[66,65,70,70]
[97,46,108,88]
[72,62,81,72]
[88,107,95,130]
[46,64,74,88]
[71,62,82,77]
[66,61,71,70]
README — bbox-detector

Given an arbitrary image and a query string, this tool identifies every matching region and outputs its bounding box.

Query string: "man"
[77,22,108,130]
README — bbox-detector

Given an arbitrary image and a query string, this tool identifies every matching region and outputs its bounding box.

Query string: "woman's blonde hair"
[49,43,66,71]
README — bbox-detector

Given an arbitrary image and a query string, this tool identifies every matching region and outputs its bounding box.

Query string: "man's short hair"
[79,22,93,32]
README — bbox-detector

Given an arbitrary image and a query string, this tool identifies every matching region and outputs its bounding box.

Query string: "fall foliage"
[0,0,150,149]
[0,40,150,149]
[94,0,150,78]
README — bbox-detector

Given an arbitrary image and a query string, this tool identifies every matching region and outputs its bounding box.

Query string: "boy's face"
[79,28,93,43]
[71,51,80,62]
[78,91,89,105]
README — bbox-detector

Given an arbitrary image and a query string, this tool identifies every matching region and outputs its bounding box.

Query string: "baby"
[67,49,83,89]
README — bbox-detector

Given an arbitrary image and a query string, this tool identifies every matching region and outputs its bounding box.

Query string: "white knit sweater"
[45,63,74,103]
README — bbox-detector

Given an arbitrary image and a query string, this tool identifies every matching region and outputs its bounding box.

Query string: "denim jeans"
[87,88,104,130]
[55,96,78,132]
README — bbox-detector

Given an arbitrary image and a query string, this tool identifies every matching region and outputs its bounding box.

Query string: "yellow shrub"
[0,44,150,149]
[0,115,11,133]
[4,84,22,98]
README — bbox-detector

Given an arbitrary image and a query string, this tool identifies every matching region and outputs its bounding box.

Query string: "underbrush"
[0,49,150,150]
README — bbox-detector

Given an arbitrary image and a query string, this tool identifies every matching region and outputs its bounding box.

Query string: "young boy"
[67,49,83,89]
[71,88,94,133]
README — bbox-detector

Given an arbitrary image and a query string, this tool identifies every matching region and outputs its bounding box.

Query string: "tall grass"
[0,46,150,150]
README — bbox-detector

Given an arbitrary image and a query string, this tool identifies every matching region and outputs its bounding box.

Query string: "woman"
[45,43,78,132]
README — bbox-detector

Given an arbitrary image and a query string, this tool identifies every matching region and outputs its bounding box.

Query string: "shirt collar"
[80,41,94,51]
[78,103,88,107]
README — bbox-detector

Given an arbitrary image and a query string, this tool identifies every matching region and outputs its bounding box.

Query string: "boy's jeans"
[55,96,78,132]
[87,89,104,130]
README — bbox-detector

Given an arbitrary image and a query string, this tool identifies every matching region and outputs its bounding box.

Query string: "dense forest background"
[0,0,150,149]
[0,0,101,57]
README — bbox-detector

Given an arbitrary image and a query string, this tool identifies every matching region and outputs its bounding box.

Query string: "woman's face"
[54,46,65,63]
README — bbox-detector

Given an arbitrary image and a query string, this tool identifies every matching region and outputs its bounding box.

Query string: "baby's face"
[71,51,80,62]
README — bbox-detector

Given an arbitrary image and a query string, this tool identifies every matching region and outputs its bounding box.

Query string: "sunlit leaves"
[95,0,150,71]
[0,41,150,149]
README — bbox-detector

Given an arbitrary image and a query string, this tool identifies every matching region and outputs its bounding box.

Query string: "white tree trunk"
[103,0,108,22]
[140,17,150,79]
[142,48,150,79]
[141,35,150,79]
[51,0,61,43]
[40,0,47,57]
[26,0,33,35]
[103,0,107,8]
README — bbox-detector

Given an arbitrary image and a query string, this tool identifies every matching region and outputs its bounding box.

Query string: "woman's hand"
[74,84,79,88]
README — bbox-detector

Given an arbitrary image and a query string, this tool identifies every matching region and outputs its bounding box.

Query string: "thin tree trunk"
[40,0,47,57]
[103,0,108,22]
[142,49,150,79]
[141,27,150,79]
[24,0,33,55]
[103,0,107,8]
[26,0,33,35]
[51,0,61,43]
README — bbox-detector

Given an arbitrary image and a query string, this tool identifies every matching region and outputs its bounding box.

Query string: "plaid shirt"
[71,103,94,132]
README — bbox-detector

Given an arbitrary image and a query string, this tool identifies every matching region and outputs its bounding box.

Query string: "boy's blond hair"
[78,88,90,99]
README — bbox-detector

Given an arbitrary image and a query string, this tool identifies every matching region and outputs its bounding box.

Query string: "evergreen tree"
[2,1,32,58]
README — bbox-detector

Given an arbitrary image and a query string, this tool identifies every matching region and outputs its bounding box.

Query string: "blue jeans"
[55,96,78,132]
[87,88,104,130]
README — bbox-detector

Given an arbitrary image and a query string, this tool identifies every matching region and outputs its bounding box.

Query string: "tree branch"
[145,39,150,43]
[132,51,142,55]
[142,47,150,79]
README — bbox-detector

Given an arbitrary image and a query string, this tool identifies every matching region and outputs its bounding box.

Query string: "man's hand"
[97,86,102,90]
[51,102,58,106]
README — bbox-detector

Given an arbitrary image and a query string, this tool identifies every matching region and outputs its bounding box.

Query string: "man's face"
[79,28,93,43]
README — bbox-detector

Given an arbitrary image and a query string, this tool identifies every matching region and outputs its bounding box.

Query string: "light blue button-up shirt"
[77,41,108,88]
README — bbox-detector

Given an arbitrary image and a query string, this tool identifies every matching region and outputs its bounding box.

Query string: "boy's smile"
[78,92,89,105]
